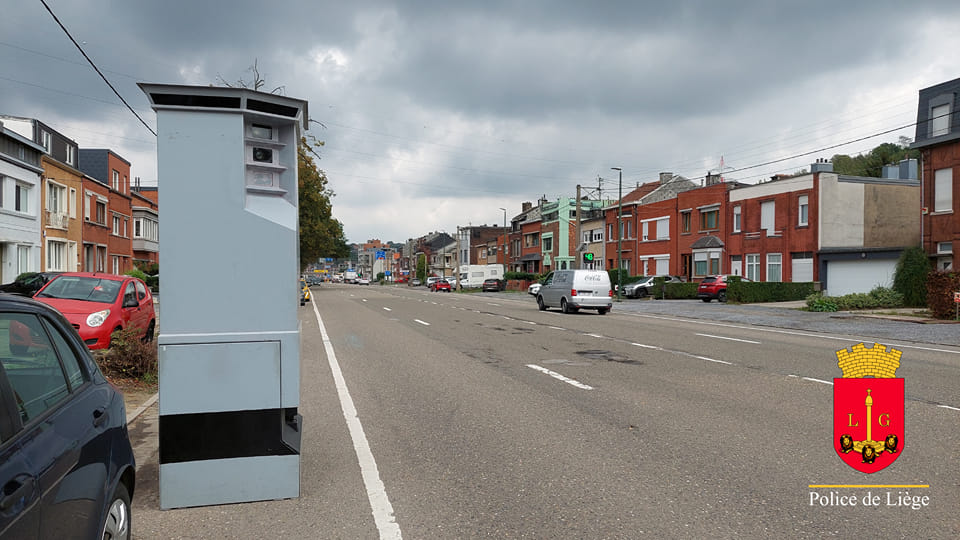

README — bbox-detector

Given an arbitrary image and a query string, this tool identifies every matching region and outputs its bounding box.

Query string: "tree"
[299,138,350,270]
[892,245,932,307]
[830,141,920,177]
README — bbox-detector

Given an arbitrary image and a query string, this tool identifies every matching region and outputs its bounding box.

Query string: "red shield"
[833,378,904,473]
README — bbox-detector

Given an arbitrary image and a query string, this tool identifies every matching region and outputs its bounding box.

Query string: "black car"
[0,272,62,297]
[481,278,505,292]
[0,295,135,539]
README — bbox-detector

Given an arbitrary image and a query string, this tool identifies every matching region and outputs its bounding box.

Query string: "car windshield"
[36,276,122,303]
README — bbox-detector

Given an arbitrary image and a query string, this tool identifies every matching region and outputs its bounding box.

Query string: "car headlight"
[86,309,111,328]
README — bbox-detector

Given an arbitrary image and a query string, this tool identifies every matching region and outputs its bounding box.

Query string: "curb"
[126,392,159,425]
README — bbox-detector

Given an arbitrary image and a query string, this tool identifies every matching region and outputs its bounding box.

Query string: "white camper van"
[458,264,505,289]
[536,270,613,314]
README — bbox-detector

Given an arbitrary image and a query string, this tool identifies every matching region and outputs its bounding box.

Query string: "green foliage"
[505,271,539,281]
[608,268,629,288]
[124,268,148,281]
[662,282,699,299]
[298,138,350,271]
[95,328,158,381]
[376,272,385,282]
[805,293,838,312]
[926,271,960,319]
[830,141,919,178]
[893,246,931,307]
[804,287,904,312]
[727,281,816,303]
[416,254,427,282]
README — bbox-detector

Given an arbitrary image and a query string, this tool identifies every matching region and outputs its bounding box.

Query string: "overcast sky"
[3,1,959,244]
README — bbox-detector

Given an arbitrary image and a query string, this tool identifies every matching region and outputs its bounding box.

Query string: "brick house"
[676,178,737,280]
[509,202,542,274]
[79,149,134,274]
[80,174,111,272]
[911,76,959,271]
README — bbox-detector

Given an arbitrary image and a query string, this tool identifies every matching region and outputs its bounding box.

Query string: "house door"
[730,255,742,277]
[681,254,692,281]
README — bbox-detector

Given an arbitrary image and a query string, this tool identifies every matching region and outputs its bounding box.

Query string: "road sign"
[954,291,960,303]
[583,252,594,262]
[385,271,392,276]
[376,251,386,259]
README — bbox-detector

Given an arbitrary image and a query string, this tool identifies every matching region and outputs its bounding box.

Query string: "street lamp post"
[611,167,623,301]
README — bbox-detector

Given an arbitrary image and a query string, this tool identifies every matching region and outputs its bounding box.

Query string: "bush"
[125,268,148,281]
[893,246,931,307]
[806,293,838,312]
[727,281,817,303]
[95,327,158,381]
[926,271,960,319]
[505,271,539,281]
[662,281,699,299]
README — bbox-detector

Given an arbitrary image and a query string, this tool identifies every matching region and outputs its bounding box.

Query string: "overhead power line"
[39,0,156,137]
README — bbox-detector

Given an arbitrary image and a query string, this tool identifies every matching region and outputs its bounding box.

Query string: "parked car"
[0,271,63,297]
[33,272,156,350]
[537,269,613,314]
[482,278,505,292]
[433,279,452,292]
[409,278,422,287]
[0,294,136,539]
[357,277,371,285]
[426,276,442,289]
[697,274,749,302]
[624,275,684,298]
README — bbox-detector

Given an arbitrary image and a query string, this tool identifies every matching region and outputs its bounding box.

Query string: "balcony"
[46,211,69,229]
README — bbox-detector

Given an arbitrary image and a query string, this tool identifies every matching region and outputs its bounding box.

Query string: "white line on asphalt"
[692,355,733,365]
[487,303,500,306]
[695,333,760,344]
[311,301,403,539]
[383,307,392,312]
[586,333,604,338]
[632,343,661,349]
[548,326,564,330]
[938,405,960,411]
[414,319,430,326]
[527,364,593,390]
[630,313,960,355]
[802,377,834,385]
[525,321,537,325]
[362,299,367,302]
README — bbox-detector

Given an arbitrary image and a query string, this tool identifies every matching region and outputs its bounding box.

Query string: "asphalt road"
[129,284,960,538]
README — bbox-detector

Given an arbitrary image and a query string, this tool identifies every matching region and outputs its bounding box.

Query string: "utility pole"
[575,184,582,269]
[611,167,623,301]
[455,226,461,291]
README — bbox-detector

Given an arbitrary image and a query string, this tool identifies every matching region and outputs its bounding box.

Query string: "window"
[642,221,649,241]
[746,254,760,281]
[619,258,630,273]
[41,130,51,152]
[69,188,77,218]
[18,245,31,274]
[766,253,782,282]
[761,201,776,235]
[937,242,953,254]
[15,183,29,213]
[798,195,809,226]
[113,256,121,274]
[66,145,75,166]
[931,104,950,137]
[95,201,106,224]
[694,252,708,276]
[113,216,121,235]
[934,168,952,213]
[542,236,553,252]
[656,217,669,240]
[112,170,120,192]
[699,209,718,230]
[710,253,720,275]
[47,182,67,214]
[733,206,741,233]
[0,313,72,422]
[47,240,66,271]
[134,218,142,238]
[681,211,691,233]
[592,229,603,242]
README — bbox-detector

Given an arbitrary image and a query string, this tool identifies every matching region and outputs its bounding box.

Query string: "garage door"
[825,259,896,296]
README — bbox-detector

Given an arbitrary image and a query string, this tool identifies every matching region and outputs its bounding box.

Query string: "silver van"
[536,270,613,314]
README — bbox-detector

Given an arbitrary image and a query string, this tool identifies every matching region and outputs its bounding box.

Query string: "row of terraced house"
[0,115,159,285]
[400,77,958,295]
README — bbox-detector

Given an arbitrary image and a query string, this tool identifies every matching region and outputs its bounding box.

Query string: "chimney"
[899,158,918,180]
[521,201,532,212]
[705,172,722,186]
[659,172,673,184]
[810,158,834,173]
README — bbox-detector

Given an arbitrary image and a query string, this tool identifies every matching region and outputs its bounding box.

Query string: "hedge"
[927,270,960,319]
[727,280,816,303]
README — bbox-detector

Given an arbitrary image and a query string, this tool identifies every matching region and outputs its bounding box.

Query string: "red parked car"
[34,272,156,349]
[697,274,750,303]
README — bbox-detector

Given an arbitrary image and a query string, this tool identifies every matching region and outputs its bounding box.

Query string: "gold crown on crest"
[835,342,901,378]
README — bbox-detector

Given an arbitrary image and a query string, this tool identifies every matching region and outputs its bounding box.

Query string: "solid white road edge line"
[802,376,834,385]
[383,307,392,311]
[526,364,593,390]
[695,333,761,344]
[414,319,430,326]
[311,301,403,540]
[692,355,733,365]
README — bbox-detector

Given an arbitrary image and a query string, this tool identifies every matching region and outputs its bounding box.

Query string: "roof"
[621,182,660,204]
[690,235,724,249]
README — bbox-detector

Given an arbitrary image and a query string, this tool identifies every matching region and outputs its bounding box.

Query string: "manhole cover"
[576,349,641,365]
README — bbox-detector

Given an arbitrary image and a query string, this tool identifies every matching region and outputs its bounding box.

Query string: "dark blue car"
[0,295,135,539]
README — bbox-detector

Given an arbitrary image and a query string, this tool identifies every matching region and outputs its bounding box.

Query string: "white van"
[536,270,613,314]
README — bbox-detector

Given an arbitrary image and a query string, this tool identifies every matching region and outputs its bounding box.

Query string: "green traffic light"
[583,253,594,262]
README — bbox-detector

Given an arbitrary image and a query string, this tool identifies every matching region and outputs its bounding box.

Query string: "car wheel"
[702,298,711,303]
[142,320,155,343]
[598,308,609,315]
[638,288,648,298]
[561,298,570,314]
[100,482,131,540]
[537,296,547,311]
[718,290,727,302]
